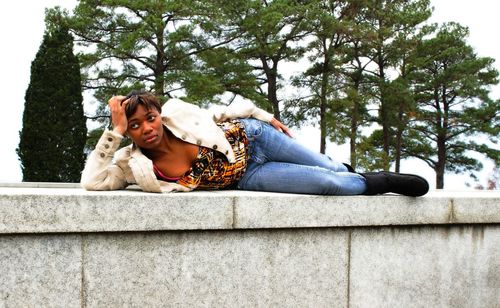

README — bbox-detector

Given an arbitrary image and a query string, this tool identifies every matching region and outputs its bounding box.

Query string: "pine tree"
[204,0,311,119]
[290,0,361,154]
[362,0,432,170]
[17,21,87,182]
[407,23,499,188]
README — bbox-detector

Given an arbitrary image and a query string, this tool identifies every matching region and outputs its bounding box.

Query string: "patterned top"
[170,120,248,190]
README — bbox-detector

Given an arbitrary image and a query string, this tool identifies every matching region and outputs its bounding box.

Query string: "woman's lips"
[144,135,158,143]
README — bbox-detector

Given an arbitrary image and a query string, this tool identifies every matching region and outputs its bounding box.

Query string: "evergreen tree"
[56,0,241,103]
[361,0,431,170]
[52,0,249,151]
[290,0,361,154]
[340,14,374,170]
[407,23,499,188]
[17,20,86,182]
[205,0,311,119]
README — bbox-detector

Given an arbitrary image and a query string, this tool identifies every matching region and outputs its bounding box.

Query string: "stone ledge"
[0,185,498,234]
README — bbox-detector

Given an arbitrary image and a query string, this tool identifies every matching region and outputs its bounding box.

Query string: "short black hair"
[124,90,162,118]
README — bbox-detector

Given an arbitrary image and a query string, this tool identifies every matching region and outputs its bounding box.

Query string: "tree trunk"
[319,57,330,154]
[350,79,361,170]
[262,57,280,121]
[395,131,402,172]
[350,124,357,169]
[435,145,446,189]
[320,102,327,154]
[267,73,280,120]
[395,104,404,172]
[155,24,166,97]
[376,16,390,171]
[435,85,449,189]
[378,64,390,171]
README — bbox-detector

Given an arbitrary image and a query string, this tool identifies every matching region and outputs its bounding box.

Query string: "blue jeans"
[238,118,367,195]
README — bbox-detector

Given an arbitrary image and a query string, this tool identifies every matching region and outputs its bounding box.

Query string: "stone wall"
[0,185,499,307]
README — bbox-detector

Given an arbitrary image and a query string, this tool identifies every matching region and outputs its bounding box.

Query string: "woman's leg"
[240,118,347,172]
[239,118,428,196]
[239,118,365,195]
[238,162,366,195]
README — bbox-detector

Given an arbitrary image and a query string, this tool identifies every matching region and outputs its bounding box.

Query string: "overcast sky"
[0,0,498,189]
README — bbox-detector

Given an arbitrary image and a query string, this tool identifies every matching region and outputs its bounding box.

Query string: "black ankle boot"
[361,171,429,197]
[343,163,355,172]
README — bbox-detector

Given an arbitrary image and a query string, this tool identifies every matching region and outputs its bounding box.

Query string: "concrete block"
[82,229,349,307]
[0,234,82,308]
[233,191,500,229]
[349,225,500,307]
[0,189,234,233]
[452,194,500,223]
[1,188,499,233]
[233,192,450,228]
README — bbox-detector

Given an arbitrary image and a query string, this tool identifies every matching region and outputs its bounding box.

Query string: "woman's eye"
[129,123,139,129]
[148,115,156,121]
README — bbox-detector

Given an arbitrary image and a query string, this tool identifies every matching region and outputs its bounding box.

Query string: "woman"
[81,91,429,196]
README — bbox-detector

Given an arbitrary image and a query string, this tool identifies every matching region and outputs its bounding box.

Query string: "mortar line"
[80,234,87,308]
[347,229,352,308]
[448,199,456,223]
[231,197,237,229]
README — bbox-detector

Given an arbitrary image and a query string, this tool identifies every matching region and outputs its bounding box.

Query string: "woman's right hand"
[270,117,293,138]
[108,95,128,136]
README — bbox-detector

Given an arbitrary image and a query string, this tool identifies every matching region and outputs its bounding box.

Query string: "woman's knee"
[312,177,343,195]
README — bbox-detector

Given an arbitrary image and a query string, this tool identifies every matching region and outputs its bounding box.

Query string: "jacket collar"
[129,142,162,193]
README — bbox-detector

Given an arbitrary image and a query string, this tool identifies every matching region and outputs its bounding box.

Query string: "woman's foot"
[361,171,429,196]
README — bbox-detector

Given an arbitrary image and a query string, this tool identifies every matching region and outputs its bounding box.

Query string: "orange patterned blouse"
[174,120,248,190]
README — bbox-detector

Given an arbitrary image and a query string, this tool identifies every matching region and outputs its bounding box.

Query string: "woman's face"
[126,104,164,150]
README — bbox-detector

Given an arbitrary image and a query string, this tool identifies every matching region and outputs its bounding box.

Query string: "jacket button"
[212,145,218,150]
[196,140,202,145]
[181,134,187,140]
[100,153,105,158]
[107,137,113,142]
[104,144,110,149]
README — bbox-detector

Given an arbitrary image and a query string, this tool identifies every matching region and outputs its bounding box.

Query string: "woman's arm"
[80,96,130,191]
[80,130,128,190]
[210,100,293,137]
[210,100,273,123]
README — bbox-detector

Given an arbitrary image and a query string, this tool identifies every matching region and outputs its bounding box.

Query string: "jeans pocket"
[241,119,265,164]
[242,118,263,141]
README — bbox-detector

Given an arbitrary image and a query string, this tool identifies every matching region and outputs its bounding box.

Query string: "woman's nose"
[143,123,153,134]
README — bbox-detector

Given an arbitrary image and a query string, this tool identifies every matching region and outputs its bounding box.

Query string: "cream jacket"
[80,98,274,193]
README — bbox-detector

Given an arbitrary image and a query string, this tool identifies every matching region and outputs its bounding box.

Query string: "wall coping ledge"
[0,184,498,233]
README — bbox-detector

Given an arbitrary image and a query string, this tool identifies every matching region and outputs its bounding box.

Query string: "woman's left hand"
[270,118,293,138]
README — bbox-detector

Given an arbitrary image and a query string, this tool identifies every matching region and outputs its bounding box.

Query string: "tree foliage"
[200,0,312,119]
[17,16,87,182]
[289,0,366,154]
[357,0,432,170]
[407,23,499,188]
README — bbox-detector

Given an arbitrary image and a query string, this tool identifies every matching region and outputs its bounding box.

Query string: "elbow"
[80,175,99,191]
[80,170,106,191]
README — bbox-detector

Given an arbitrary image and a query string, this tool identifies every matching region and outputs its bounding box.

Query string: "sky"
[0,0,498,189]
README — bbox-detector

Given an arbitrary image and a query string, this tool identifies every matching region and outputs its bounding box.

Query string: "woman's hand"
[108,95,128,136]
[270,118,293,138]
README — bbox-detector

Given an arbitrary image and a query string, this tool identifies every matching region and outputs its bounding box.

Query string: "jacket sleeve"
[80,130,128,191]
[209,100,274,123]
